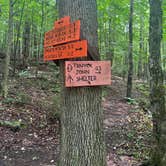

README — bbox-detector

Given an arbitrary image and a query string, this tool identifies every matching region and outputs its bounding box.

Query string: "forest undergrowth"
[0,67,152,166]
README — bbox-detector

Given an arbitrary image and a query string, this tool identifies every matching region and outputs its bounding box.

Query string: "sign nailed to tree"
[44,40,87,61]
[44,16,88,61]
[54,16,70,29]
[43,16,111,88]
[65,61,111,87]
[44,20,81,47]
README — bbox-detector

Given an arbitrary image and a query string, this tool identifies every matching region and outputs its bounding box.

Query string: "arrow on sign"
[65,61,111,87]
[54,16,70,29]
[67,75,74,83]
[45,20,80,47]
[75,47,83,51]
[44,40,87,61]
[58,20,64,24]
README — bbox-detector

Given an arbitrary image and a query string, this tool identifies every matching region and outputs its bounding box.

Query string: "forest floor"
[104,76,152,166]
[0,66,152,166]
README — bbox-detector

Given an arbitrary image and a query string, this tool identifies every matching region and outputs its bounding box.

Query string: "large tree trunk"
[149,0,166,165]
[126,0,134,98]
[57,0,106,166]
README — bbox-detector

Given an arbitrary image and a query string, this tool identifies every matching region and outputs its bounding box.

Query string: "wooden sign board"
[44,40,87,61]
[44,20,80,47]
[65,61,111,87]
[54,16,70,29]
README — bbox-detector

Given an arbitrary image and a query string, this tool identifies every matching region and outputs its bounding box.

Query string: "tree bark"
[1,0,13,97]
[21,20,30,69]
[126,0,134,98]
[36,0,45,77]
[13,0,25,75]
[57,0,106,166]
[149,0,166,165]
[107,18,114,66]
[138,14,143,79]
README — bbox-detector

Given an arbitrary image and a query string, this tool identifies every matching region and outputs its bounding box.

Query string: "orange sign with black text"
[44,40,87,61]
[54,16,70,29]
[65,61,111,87]
[43,17,111,88]
[44,20,80,47]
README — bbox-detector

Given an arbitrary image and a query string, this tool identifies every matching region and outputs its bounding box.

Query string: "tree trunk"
[99,21,102,54]
[21,20,30,69]
[1,0,13,97]
[107,18,114,66]
[137,14,143,79]
[126,0,134,98]
[57,0,106,166]
[149,0,166,165]
[162,41,165,74]
[13,0,25,75]
[36,0,45,77]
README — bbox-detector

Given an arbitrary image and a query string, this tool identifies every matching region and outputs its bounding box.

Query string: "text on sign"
[44,20,80,47]
[44,40,87,61]
[65,61,111,87]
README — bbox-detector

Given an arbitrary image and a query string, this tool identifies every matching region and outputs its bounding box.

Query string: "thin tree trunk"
[126,0,134,98]
[122,27,128,81]
[149,0,166,165]
[57,0,106,165]
[99,23,102,54]
[36,0,45,77]
[1,0,14,97]
[22,20,30,69]
[162,41,165,71]
[143,41,149,81]
[138,14,143,79]
[13,0,25,75]
[107,18,114,66]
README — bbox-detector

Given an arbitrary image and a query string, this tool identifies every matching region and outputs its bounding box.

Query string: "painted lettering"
[76,70,90,75]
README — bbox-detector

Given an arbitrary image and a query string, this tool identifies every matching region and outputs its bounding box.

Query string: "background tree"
[21,20,30,69]
[12,0,25,75]
[1,0,14,97]
[126,0,134,98]
[137,0,144,79]
[57,0,106,165]
[149,0,166,165]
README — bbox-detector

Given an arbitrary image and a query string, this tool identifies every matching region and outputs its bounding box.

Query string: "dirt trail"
[103,77,139,166]
[0,76,149,166]
[104,76,149,166]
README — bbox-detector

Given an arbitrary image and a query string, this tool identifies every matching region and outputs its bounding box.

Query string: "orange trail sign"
[54,16,70,29]
[65,61,111,87]
[44,20,80,47]
[44,40,87,61]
